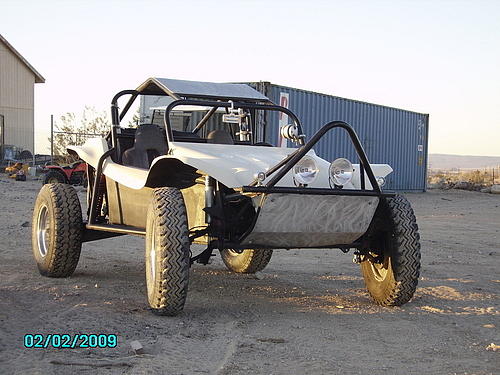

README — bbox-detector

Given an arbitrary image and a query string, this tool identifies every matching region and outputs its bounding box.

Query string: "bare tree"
[127,108,141,128]
[50,106,111,163]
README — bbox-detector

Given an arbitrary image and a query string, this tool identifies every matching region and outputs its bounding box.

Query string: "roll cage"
[110,94,305,146]
[108,78,382,193]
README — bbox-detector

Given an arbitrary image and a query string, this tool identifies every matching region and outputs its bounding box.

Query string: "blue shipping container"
[247,82,429,192]
[139,81,429,192]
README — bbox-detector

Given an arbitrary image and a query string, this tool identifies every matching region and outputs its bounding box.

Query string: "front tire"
[361,194,421,306]
[220,249,273,273]
[145,187,190,316]
[43,170,67,184]
[31,184,83,277]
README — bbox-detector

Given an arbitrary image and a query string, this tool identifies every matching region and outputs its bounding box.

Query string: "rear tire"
[361,194,421,306]
[220,249,273,273]
[43,170,67,184]
[31,184,83,277]
[145,187,190,316]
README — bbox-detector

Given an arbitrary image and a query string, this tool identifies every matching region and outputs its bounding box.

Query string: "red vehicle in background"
[42,161,87,186]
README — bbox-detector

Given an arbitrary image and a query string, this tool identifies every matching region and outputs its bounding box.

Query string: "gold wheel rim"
[369,253,390,282]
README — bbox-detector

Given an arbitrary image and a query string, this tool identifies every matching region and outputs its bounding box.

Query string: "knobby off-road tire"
[145,187,190,316]
[43,170,68,185]
[220,249,273,273]
[31,184,83,277]
[361,194,421,306]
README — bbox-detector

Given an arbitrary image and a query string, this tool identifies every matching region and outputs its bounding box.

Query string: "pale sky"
[2,0,499,156]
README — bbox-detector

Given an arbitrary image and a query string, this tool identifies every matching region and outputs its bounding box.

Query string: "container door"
[419,114,429,191]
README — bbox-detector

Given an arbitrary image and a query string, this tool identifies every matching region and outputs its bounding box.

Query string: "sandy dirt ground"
[0,177,499,375]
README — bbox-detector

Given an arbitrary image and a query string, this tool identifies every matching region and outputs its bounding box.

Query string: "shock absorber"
[205,175,214,223]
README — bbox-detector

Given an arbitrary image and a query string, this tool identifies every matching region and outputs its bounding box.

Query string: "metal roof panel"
[136,77,269,101]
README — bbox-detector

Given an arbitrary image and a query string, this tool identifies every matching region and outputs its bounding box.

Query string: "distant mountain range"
[429,154,500,170]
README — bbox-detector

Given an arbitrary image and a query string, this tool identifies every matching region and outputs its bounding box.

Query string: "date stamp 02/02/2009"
[24,334,117,349]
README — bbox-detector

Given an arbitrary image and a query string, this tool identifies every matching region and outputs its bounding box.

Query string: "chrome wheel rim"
[37,205,50,257]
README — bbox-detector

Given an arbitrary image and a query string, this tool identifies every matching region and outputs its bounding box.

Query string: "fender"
[166,142,392,190]
[68,138,392,190]
[68,138,148,189]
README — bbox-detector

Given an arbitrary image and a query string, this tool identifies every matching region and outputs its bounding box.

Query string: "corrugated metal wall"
[139,81,429,191]
[248,83,429,192]
[0,40,35,154]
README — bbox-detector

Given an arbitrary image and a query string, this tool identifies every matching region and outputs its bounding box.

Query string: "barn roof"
[0,33,45,83]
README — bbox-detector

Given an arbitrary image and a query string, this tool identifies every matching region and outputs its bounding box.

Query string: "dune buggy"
[31,78,421,315]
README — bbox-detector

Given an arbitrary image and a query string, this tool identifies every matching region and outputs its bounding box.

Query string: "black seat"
[122,124,168,169]
[207,130,234,145]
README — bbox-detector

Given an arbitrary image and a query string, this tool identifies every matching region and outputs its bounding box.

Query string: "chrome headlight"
[293,157,318,185]
[329,158,354,186]
[376,176,386,187]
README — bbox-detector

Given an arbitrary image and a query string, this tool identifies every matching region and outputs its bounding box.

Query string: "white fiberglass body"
[68,137,392,190]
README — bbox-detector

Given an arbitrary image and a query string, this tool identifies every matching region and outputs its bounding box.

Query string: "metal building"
[248,82,429,192]
[140,81,429,192]
[0,33,45,160]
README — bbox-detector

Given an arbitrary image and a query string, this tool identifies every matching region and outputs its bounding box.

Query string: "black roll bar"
[111,90,138,125]
[163,99,305,144]
[110,90,139,152]
[110,91,283,148]
[264,121,381,193]
[192,106,219,133]
[119,92,139,122]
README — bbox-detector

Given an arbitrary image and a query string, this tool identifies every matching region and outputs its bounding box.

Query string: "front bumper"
[241,192,381,249]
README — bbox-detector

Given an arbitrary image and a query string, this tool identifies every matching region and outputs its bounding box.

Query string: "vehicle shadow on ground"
[64,257,500,320]
[187,267,499,317]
